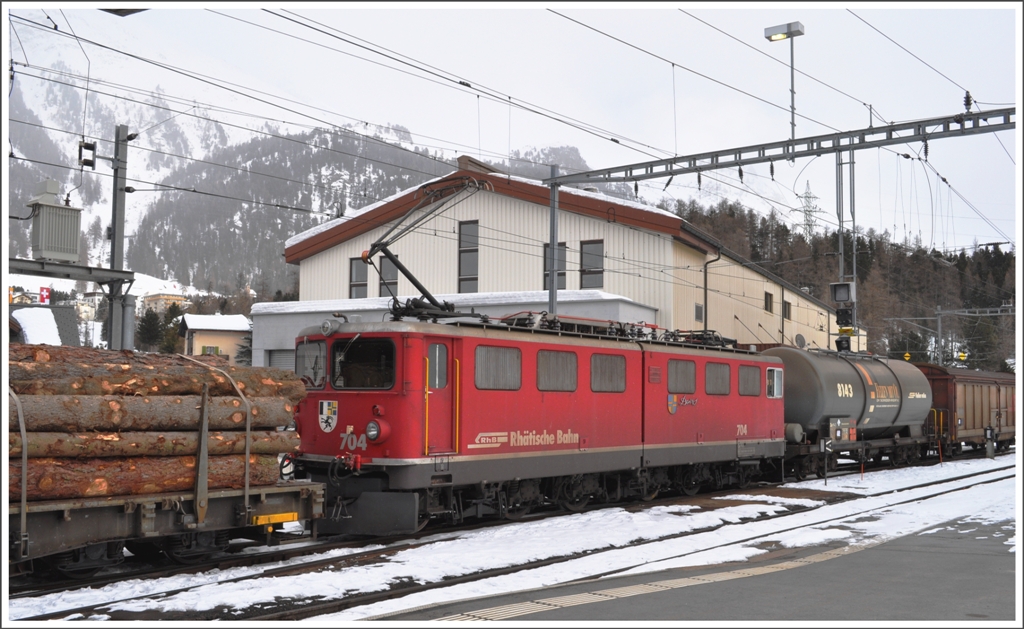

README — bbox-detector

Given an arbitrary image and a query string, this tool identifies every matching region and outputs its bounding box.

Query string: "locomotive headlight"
[365,419,391,443]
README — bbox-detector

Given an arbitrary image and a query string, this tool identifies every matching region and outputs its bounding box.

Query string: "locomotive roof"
[298,318,783,362]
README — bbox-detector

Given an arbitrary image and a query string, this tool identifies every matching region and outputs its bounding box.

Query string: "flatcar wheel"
[167,550,212,565]
[125,541,164,562]
[56,566,103,579]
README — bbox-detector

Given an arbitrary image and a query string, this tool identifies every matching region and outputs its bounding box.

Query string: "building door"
[425,338,455,454]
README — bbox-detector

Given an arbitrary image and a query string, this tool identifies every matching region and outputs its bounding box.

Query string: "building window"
[459,221,478,293]
[475,346,521,390]
[350,258,367,299]
[379,256,398,298]
[783,300,792,320]
[705,362,730,395]
[543,242,566,290]
[695,303,704,323]
[537,350,577,392]
[591,353,626,393]
[667,359,696,394]
[764,291,774,313]
[580,240,604,289]
[201,346,220,355]
[739,365,761,396]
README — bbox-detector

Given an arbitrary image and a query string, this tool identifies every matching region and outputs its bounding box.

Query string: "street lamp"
[764,21,805,150]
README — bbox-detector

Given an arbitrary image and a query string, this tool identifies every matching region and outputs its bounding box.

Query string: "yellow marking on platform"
[433,541,886,621]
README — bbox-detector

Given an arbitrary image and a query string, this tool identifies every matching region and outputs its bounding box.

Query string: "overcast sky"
[4,3,1020,255]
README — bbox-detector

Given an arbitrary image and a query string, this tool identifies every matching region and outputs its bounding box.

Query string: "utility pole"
[548,164,559,319]
[105,124,136,350]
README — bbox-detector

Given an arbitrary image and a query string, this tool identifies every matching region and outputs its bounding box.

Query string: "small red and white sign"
[39,287,51,305]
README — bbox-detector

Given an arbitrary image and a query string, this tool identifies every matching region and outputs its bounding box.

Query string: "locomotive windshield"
[332,338,396,389]
[296,341,326,389]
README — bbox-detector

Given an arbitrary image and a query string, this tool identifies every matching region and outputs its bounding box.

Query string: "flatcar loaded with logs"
[8,344,324,577]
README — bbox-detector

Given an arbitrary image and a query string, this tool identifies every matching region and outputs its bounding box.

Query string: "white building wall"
[299,189,677,327]
[296,188,834,346]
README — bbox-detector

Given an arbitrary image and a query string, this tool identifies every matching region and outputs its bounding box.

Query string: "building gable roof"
[284,169,712,264]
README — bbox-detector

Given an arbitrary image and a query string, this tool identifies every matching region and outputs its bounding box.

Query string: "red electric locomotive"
[290,315,786,535]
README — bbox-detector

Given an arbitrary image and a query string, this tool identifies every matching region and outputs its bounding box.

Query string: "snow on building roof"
[11,308,63,345]
[284,169,682,252]
[251,290,633,316]
[181,313,251,332]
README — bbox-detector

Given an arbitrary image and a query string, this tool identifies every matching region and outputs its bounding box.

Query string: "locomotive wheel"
[814,457,825,478]
[641,488,660,502]
[414,513,430,532]
[681,471,702,496]
[737,468,751,489]
[560,496,590,512]
[506,504,532,521]
[792,458,807,481]
[166,549,212,565]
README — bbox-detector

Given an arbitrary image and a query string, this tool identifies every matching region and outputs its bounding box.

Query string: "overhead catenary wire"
[12,11,1007,274]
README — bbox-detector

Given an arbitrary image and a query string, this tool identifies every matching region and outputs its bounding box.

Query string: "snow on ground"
[7,456,1016,621]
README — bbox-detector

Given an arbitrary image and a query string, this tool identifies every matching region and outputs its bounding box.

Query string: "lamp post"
[764,21,805,152]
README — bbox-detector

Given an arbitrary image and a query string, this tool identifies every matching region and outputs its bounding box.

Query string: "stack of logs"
[8,344,306,502]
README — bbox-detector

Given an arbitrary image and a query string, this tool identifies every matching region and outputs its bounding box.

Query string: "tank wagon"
[762,347,934,478]
[915,364,1015,455]
[291,316,787,535]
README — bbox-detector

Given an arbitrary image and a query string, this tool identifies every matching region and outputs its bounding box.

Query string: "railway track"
[12,456,1013,622]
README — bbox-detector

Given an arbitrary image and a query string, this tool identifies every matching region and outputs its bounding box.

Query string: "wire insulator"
[770,162,775,181]
[697,171,701,191]
[963,91,973,112]
[923,139,929,160]
[738,165,743,183]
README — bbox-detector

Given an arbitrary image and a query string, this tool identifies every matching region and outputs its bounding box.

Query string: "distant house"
[179,314,251,365]
[141,292,190,317]
[11,292,34,305]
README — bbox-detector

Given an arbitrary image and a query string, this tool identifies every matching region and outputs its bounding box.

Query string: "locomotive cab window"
[428,343,448,389]
[296,341,326,389]
[705,362,730,395]
[475,346,521,390]
[739,365,761,396]
[538,350,577,391]
[591,353,626,393]
[667,359,696,394]
[767,368,783,398]
[332,338,395,389]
